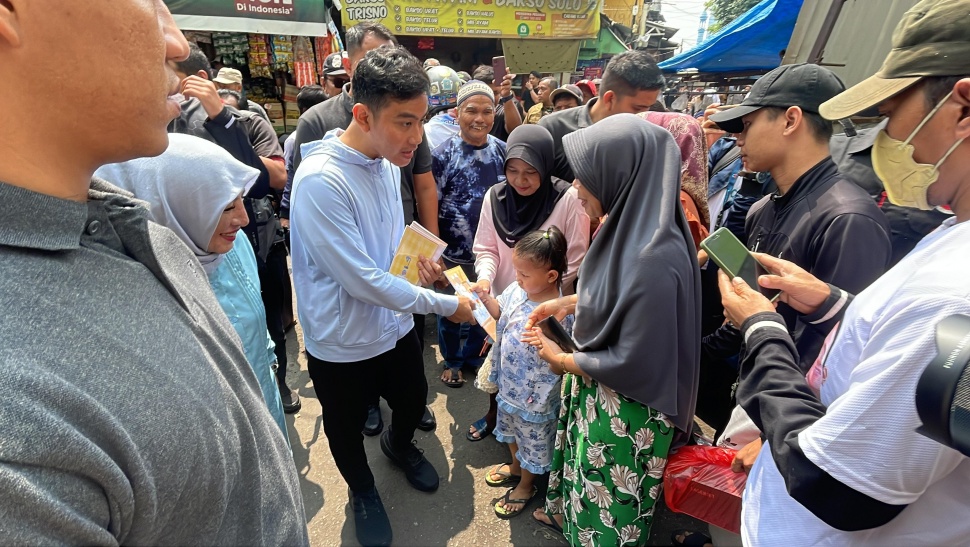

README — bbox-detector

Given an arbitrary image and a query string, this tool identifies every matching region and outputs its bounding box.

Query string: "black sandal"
[441,368,463,388]
[533,509,564,535]
[466,417,493,442]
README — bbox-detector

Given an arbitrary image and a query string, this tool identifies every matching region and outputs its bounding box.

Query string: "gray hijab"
[95,134,259,275]
[564,114,700,432]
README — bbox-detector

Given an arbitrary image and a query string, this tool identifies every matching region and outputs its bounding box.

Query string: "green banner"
[165,0,329,36]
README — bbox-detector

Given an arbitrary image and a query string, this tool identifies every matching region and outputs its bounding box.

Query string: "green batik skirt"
[545,373,674,546]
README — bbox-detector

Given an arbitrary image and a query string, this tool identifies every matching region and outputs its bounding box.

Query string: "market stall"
[166,0,338,134]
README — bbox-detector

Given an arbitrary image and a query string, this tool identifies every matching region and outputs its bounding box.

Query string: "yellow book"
[443,266,497,341]
[390,222,447,285]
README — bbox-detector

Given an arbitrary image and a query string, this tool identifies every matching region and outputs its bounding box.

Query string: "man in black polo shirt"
[289,21,437,434]
[538,50,666,182]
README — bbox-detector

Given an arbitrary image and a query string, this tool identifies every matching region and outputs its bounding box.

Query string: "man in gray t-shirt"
[0,2,307,544]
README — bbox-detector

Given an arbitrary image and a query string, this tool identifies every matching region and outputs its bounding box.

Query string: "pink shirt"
[474,186,590,295]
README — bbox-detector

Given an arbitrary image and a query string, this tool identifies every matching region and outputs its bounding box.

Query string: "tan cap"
[820,0,970,120]
[212,67,243,85]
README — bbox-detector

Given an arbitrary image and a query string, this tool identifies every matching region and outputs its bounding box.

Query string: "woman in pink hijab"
[639,111,711,250]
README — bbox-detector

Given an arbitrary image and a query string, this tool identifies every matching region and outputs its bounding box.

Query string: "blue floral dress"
[488,284,573,473]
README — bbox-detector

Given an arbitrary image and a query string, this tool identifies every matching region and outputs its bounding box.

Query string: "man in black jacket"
[700,64,892,436]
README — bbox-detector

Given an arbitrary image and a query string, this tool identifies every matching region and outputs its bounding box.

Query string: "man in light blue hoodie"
[290,46,475,547]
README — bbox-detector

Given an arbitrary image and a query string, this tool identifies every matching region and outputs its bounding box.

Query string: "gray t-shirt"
[0,179,308,545]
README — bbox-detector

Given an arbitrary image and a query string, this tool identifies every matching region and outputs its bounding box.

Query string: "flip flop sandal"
[441,368,464,388]
[484,464,521,487]
[494,486,537,519]
[533,509,564,535]
[671,530,713,547]
[466,417,493,442]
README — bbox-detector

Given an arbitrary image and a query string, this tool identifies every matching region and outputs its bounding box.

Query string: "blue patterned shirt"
[489,284,573,422]
[431,134,506,264]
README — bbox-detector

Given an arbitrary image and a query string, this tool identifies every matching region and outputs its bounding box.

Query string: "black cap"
[709,63,846,133]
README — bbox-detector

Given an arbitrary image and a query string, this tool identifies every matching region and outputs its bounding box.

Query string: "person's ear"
[602,90,615,110]
[0,0,23,48]
[782,106,803,137]
[195,70,209,80]
[353,103,373,132]
[547,269,559,285]
[952,78,970,141]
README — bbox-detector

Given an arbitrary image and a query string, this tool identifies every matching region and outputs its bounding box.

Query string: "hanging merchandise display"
[293,36,318,88]
[183,26,343,134]
[314,36,334,79]
[248,34,273,79]
[213,32,249,67]
[271,35,295,73]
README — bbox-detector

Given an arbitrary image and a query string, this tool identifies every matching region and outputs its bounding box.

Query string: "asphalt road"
[280,317,703,546]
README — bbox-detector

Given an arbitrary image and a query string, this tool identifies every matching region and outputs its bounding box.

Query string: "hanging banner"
[165,0,330,36]
[343,0,602,39]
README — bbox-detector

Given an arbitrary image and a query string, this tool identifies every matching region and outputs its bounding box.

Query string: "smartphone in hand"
[492,56,507,82]
[700,227,781,301]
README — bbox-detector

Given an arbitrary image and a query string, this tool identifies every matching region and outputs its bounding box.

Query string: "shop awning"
[165,0,330,36]
[658,0,804,75]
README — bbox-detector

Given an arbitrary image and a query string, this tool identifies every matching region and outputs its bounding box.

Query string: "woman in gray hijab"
[525,114,701,544]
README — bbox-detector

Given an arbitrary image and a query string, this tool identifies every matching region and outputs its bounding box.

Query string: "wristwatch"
[498,94,514,105]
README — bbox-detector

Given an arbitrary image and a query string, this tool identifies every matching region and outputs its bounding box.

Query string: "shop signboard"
[343,0,602,39]
[165,0,330,36]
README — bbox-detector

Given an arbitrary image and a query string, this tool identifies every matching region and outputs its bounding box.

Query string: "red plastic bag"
[663,445,747,533]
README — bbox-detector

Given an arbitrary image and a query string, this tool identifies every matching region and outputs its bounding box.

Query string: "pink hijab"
[639,112,710,228]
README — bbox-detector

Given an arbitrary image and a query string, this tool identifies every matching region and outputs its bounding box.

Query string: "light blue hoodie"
[290,130,460,363]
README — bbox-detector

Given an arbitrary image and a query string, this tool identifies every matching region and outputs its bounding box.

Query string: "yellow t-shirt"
[525,103,552,124]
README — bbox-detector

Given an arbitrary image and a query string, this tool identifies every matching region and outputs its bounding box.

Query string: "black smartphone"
[700,227,781,301]
[492,56,507,83]
[538,317,578,353]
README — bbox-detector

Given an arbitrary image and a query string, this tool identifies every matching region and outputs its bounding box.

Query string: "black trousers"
[259,243,290,383]
[369,314,425,407]
[307,329,427,493]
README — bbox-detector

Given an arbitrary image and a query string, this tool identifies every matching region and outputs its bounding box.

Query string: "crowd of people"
[2,0,970,546]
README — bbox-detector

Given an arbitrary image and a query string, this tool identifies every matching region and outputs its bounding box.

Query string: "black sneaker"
[363,403,384,436]
[278,382,301,414]
[416,406,436,432]
[349,487,392,547]
[380,429,439,492]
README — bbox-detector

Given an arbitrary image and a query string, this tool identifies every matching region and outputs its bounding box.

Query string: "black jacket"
[704,158,892,372]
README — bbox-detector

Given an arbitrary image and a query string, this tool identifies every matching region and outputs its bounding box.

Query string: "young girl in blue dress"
[477,226,571,518]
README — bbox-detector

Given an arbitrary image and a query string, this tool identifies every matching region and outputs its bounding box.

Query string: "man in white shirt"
[716,0,970,544]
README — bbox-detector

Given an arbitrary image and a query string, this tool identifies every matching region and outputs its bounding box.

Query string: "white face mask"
[871,91,966,210]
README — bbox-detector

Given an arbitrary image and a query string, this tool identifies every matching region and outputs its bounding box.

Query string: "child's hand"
[471,279,491,297]
[523,327,563,364]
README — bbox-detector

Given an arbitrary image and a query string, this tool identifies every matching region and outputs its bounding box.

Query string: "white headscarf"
[95,134,259,274]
